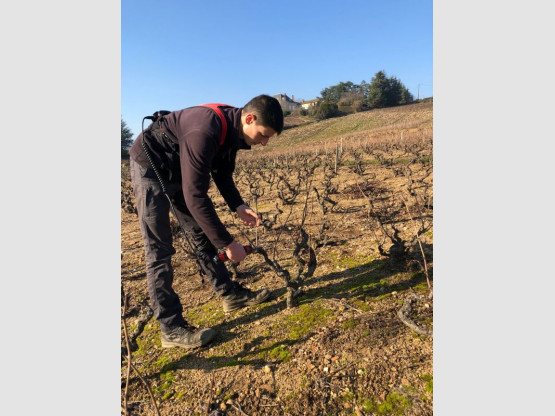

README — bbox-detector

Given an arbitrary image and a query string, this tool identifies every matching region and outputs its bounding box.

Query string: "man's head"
[240,94,284,147]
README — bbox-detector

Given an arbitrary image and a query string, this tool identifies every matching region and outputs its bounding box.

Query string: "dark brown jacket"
[129,106,250,248]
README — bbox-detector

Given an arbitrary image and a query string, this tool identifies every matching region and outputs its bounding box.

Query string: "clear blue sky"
[122,0,432,139]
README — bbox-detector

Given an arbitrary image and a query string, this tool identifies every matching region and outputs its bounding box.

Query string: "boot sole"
[161,340,203,349]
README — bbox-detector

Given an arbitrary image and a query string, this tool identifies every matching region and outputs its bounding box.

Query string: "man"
[128,94,284,349]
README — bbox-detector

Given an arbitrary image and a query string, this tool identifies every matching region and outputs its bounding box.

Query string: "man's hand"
[236,204,261,227]
[224,241,247,263]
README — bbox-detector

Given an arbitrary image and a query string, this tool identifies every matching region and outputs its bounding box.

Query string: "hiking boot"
[161,325,216,349]
[222,282,271,313]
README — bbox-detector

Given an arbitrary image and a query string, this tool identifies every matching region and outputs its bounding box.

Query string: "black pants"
[130,158,234,331]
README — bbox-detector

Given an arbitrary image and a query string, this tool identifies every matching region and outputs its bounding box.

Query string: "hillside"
[261,101,432,153]
[121,102,433,415]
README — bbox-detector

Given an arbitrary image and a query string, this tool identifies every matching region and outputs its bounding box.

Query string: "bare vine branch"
[121,288,161,416]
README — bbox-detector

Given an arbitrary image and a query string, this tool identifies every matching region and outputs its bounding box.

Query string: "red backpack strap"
[197,103,232,146]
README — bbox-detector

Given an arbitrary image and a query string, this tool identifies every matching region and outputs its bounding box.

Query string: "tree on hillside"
[319,81,369,113]
[366,70,413,109]
[321,81,353,103]
[320,81,366,105]
[397,80,414,105]
[121,118,134,158]
[311,100,340,120]
[366,71,390,108]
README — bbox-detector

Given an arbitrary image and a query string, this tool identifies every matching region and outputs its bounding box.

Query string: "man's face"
[242,113,277,147]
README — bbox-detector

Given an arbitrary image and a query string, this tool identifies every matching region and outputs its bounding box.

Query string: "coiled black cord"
[140,116,208,280]
[141,122,168,193]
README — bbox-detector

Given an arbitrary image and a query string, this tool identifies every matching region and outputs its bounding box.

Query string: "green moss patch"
[185,302,226,327]
[262,344,292,363]
[420,373,433,393]
[131,320,160,361]
[282,303,333,340]
[350,298,372,311]
[210,357,243,368]
[154,368,176,400]
[328,252,377,270]
[360,392,412,415]
[342,318,360,330]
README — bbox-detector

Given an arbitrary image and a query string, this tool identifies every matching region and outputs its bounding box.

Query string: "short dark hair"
[243,94,284,135]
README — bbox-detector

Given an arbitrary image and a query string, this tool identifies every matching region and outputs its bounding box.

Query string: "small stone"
[263,365,271,373]
[220,403,227,411]
[323,367,329,372]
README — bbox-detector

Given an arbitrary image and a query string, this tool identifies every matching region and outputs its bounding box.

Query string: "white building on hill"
[300,98,320,109]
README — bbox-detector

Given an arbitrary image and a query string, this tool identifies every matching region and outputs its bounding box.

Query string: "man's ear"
[245,113,257,125]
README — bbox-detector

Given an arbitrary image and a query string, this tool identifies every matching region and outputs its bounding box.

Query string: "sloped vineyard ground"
[121,102,433,416]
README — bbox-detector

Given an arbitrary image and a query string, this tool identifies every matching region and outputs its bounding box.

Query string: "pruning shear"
[212,245,256,263]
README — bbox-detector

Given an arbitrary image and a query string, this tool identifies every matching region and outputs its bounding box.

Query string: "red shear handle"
[213,245,253,263]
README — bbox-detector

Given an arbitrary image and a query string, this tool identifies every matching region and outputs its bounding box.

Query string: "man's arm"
[180,129,235,249]
[211,168,244,211]
[211,155,261,226]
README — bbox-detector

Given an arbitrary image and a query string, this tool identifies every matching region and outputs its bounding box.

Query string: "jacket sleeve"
[179,128,234,249]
